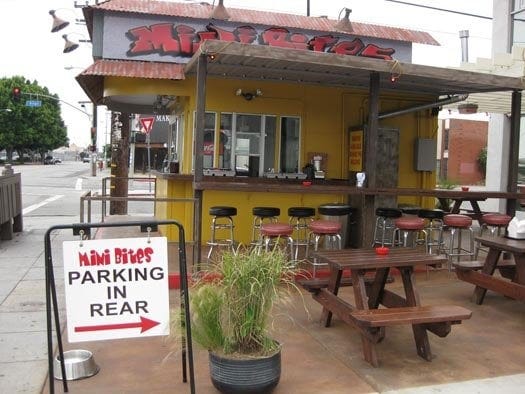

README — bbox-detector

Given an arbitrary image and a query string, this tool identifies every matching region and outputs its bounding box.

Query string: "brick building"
[438,117,488,185]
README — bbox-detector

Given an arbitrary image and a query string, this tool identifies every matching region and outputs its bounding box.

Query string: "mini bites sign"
[62,237,169,342]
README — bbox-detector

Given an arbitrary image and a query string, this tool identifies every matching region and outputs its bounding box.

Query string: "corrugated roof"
[84,0,439,46]
[81,59,185,79]
[76,59,185,103]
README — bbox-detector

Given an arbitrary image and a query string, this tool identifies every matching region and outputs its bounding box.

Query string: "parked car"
[44,155,61,165]
[82,155,91,163]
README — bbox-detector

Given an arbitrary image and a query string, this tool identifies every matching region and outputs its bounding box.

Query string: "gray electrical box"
[414,138,437,171]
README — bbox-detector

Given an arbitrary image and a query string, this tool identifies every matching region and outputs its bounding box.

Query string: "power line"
[385,0,492,20]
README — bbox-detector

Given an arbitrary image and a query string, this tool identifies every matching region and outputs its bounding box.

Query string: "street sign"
[62,237,170,342]
[25,100,42,107]
[140,116,155,134]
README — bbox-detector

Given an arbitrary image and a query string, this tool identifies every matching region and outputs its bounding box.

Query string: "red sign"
[140,117,155,134]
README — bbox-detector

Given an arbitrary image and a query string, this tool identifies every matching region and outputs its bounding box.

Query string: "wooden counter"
[154,172,524,249]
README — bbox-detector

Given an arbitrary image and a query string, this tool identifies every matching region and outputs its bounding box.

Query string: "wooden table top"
[312,248,448,270]
[475,235,525,254]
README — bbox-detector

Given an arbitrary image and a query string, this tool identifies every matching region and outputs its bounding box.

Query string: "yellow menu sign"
[349,131,363,171]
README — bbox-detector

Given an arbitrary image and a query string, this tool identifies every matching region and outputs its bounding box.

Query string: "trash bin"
[318,203,353,248]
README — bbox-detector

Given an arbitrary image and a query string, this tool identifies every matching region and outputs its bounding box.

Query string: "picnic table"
[300,248,472,367]
[438,195,487,225]
[454,235,521,304]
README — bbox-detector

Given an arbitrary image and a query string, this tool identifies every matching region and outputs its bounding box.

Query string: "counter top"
[155,172,524,199]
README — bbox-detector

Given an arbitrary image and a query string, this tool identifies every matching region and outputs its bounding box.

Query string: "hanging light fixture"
[62,33,91,53]
[334,8,353,33]
[62,34,79,53]
[210,0,230,20]
[49,10,70,33]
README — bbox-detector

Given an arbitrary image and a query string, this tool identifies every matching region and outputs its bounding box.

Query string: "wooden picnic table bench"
[298,275,394,294]
[308,248,472,367]
[455,236,525,304]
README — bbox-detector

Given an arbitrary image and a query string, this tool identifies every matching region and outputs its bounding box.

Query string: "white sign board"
[62,237,170,342]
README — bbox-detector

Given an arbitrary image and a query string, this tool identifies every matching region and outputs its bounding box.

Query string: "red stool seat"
[394,217,425,231]
[482,213,512,226]
[308,220,341,234]
[444,214,472,228]
[260,223,293,237]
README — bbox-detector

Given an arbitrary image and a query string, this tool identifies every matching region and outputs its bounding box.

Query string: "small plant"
[436,178,458,211]
[172,246,304,357]
[477,147,487,178]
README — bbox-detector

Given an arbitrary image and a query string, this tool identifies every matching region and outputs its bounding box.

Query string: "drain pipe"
[377,94,468,120]
[459,30,469,62]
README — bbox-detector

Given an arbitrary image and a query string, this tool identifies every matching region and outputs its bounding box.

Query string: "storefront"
[76,1,524,252]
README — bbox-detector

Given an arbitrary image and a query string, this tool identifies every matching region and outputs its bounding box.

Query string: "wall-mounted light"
[334,8,353,32]
[49,10,70,32]
[62,33,91,53]
[235,88,263,101]
[49,9,85,33]
[210,0,230,20]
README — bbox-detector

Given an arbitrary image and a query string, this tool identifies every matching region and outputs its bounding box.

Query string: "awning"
[186,40,524,94]
[76,59,185,105]
[184,40,525,113]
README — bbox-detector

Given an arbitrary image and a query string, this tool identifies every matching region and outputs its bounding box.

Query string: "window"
[280,117,300,173]
[194,112,299,175]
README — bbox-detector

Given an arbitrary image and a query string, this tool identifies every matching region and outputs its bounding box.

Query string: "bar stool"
[418,209,445,254]
[475,213,512,258]
[207,206,237,260]
[259,222,294,260]
[372,208,402,247]
[392,217,427,248]
[251,207,280,247]
[441,214,475,270]
[399,206,421,216]
[288,207,316,261]
[305,219,342,277]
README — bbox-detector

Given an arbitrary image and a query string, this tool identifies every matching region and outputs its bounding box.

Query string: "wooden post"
[193,53,208,267]
[507,90,521,217]
[110,112,130,215]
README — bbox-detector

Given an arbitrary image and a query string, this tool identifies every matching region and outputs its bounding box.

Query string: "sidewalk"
[2,168,525,393]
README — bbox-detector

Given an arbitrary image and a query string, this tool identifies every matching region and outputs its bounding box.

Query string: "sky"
[0,0,494,148]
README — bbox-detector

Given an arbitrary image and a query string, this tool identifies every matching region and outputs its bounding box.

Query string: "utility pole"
[109,112,130,215]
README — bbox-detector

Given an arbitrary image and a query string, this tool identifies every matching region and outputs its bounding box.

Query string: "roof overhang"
[75,59,185,112]
[76,41,525,115]
[185,40,525,98]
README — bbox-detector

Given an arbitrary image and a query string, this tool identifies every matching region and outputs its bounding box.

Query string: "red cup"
[461,186,469,192]
[302,181,312,186]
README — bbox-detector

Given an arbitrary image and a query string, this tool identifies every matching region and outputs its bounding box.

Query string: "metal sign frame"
[44,220,195,394]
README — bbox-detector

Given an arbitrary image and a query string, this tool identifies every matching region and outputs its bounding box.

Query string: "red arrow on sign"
[140,117,155,134]
[74,316,160,333]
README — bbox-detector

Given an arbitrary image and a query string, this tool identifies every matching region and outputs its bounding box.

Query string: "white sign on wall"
[62,237,170,343]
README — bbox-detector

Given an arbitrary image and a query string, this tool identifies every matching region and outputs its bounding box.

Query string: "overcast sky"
[0,0,493,148]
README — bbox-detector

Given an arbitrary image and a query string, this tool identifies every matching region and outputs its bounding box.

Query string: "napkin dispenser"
[506,217,525,239]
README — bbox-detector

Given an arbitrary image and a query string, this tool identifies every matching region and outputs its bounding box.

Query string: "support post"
[193,53,208,268]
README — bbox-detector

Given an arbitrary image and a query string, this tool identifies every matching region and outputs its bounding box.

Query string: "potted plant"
[172,246,304,393]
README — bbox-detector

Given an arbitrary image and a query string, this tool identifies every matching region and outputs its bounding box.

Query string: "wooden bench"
[453,259,516,279]
[298,275,394,293]
[0,173,23,240]
[351,305,472,328]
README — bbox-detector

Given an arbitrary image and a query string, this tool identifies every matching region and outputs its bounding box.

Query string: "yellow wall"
[109,76,440,244]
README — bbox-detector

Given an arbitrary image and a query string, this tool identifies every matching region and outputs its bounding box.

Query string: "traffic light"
[11,87,21,102]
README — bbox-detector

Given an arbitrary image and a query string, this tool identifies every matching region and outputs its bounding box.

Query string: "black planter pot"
[209,348,281,394]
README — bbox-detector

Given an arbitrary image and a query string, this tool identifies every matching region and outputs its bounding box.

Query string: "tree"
[0,76,69,161]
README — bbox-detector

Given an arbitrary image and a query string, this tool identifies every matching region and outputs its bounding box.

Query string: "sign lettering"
[127,23,395,61]
[62,237,169,342]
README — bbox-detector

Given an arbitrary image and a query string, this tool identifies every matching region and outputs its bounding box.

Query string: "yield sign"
[140,116,155,134]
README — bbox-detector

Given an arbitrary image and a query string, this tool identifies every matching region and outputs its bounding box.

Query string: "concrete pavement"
[2,166,525,393]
